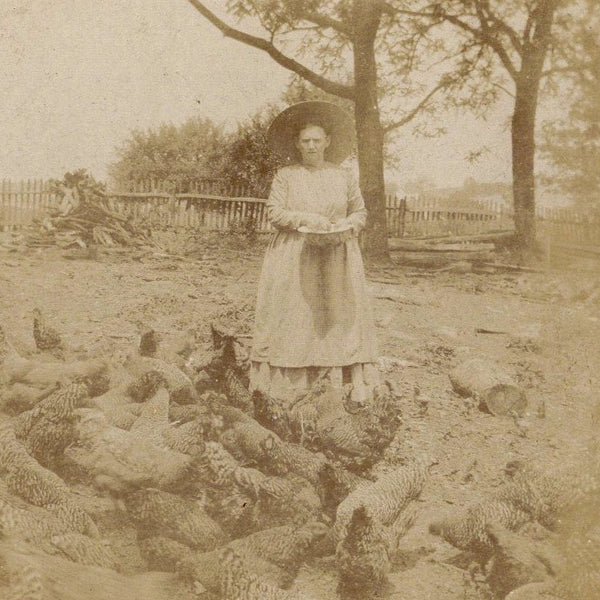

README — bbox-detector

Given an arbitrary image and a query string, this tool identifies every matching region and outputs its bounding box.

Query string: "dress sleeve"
[266,169,305,230]
[345,172,367,233]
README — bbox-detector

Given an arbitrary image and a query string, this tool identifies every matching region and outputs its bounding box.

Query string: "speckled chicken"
[252,390,293,440]
[12,382,89,467]
[126,370,168,403]
[336,505,393,600]
[496,460,600,529]
[259,433,329,485]
[124,487,226,551]
[0,496,72,544]
[207,329,253,413]
[49,533,117,569]
[219,547,314,600]
[317,461,372,518]
[138,535,193,571]
[334,460,427,543]
[253,474,322,528]
[125,357,196,404]
[32,308,65,358]
[429,500,531,557]
[484,523,562,598]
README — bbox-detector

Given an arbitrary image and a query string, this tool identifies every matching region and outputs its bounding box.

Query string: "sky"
[0,0,518,190]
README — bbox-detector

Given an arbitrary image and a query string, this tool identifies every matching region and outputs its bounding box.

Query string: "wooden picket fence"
[2,178,599,249]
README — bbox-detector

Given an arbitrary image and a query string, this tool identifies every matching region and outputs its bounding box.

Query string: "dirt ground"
[1,230,599,599]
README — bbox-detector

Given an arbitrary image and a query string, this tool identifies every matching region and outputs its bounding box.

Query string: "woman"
[250,101,378,408]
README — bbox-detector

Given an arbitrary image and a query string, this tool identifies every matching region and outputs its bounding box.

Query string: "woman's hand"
[300,213,333,231]
[333,218,357,234]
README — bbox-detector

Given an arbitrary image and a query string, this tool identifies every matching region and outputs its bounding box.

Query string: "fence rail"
[2,179,599,248]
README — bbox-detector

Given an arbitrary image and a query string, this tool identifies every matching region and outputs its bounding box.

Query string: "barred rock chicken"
[259,434,329,485]
[496,460,600,529]
[129,387,170,447]
[253,474,322,529]
[49,533,117,569]
[0,422,69,494]
[252,390,293,440]
[334,460,427,543]
[219,547,314,600]
[336,505,394,600]
[124,357,196,404]
[32,308,65,358]
[484,523,562,599]
[317,461,372,519]
[126,370,168,403]
[555,524,600,599]
[64,408,191,491]
[12,381,90,468]
[0,496,73,544]
[138,535,194,571]
[3,466,99,538]
[124,487,225,551]
[206,327,253,413]
[429,500,531,558]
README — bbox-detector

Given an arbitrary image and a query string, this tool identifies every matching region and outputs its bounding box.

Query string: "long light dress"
[249,162,379,406]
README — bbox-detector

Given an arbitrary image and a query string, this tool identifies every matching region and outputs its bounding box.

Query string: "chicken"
[3,467,99,538]
[124,487,225,551]
[485,523,561,599]
[334,460,427,543]
[0,496,73,544]
[252,390,293,440]
[12,382,90,468]
[317,461,371,519]
[215,520,330,581]
[138,328,159,357]
[138,535,193,571]
[219,547,313,600]
[49,533,117,569]
[336,505,392,600]
[259,433,329,485]
[429,500,531,558]
[32,308,64,358]
[129,387,170,447]
[126,370,168,403]
[124,357,196,404]
[206,329,253,413]
[497,460,600,529]
[253,474,322,528]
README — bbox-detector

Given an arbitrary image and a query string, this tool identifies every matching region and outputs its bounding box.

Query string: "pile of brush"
[0,310,424,600]
[23,170,154,249]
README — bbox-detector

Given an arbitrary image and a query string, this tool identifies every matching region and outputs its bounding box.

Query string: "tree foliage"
[109,117,225,191]
[385,0,582,254]
[212,106,285,198]
[185,0,479,257]
[540,0,600,210]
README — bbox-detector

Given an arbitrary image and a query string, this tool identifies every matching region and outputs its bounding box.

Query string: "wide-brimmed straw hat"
[267,101,355,165]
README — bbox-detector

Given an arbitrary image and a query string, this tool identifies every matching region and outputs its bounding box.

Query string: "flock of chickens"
[0,309,598,599]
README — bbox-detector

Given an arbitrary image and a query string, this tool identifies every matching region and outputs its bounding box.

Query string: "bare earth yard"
[1,232,599,599]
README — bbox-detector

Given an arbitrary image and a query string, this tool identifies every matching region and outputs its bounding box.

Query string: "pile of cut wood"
[24,185,153,249]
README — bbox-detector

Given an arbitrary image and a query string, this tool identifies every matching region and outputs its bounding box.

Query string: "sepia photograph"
[0,1,599,599]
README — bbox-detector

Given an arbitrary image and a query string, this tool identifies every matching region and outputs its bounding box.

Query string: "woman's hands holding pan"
[299,213,333,231]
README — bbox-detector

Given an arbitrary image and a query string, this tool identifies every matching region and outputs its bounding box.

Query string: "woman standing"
[250,101,378,408]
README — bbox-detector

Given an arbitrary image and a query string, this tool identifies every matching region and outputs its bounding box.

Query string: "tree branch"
[382,79,449,133]
[185,0,356,100]
[300,9,352,38]
[437,10,519,81]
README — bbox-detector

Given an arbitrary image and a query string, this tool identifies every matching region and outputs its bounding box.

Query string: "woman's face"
[295,125,330,167]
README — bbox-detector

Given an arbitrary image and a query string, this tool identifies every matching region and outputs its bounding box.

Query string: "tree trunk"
[353,0,389,260]
[511,76,539,254]
[510,0,558,257]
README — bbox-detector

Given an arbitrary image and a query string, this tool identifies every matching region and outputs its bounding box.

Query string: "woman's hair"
[295,119,331,139]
